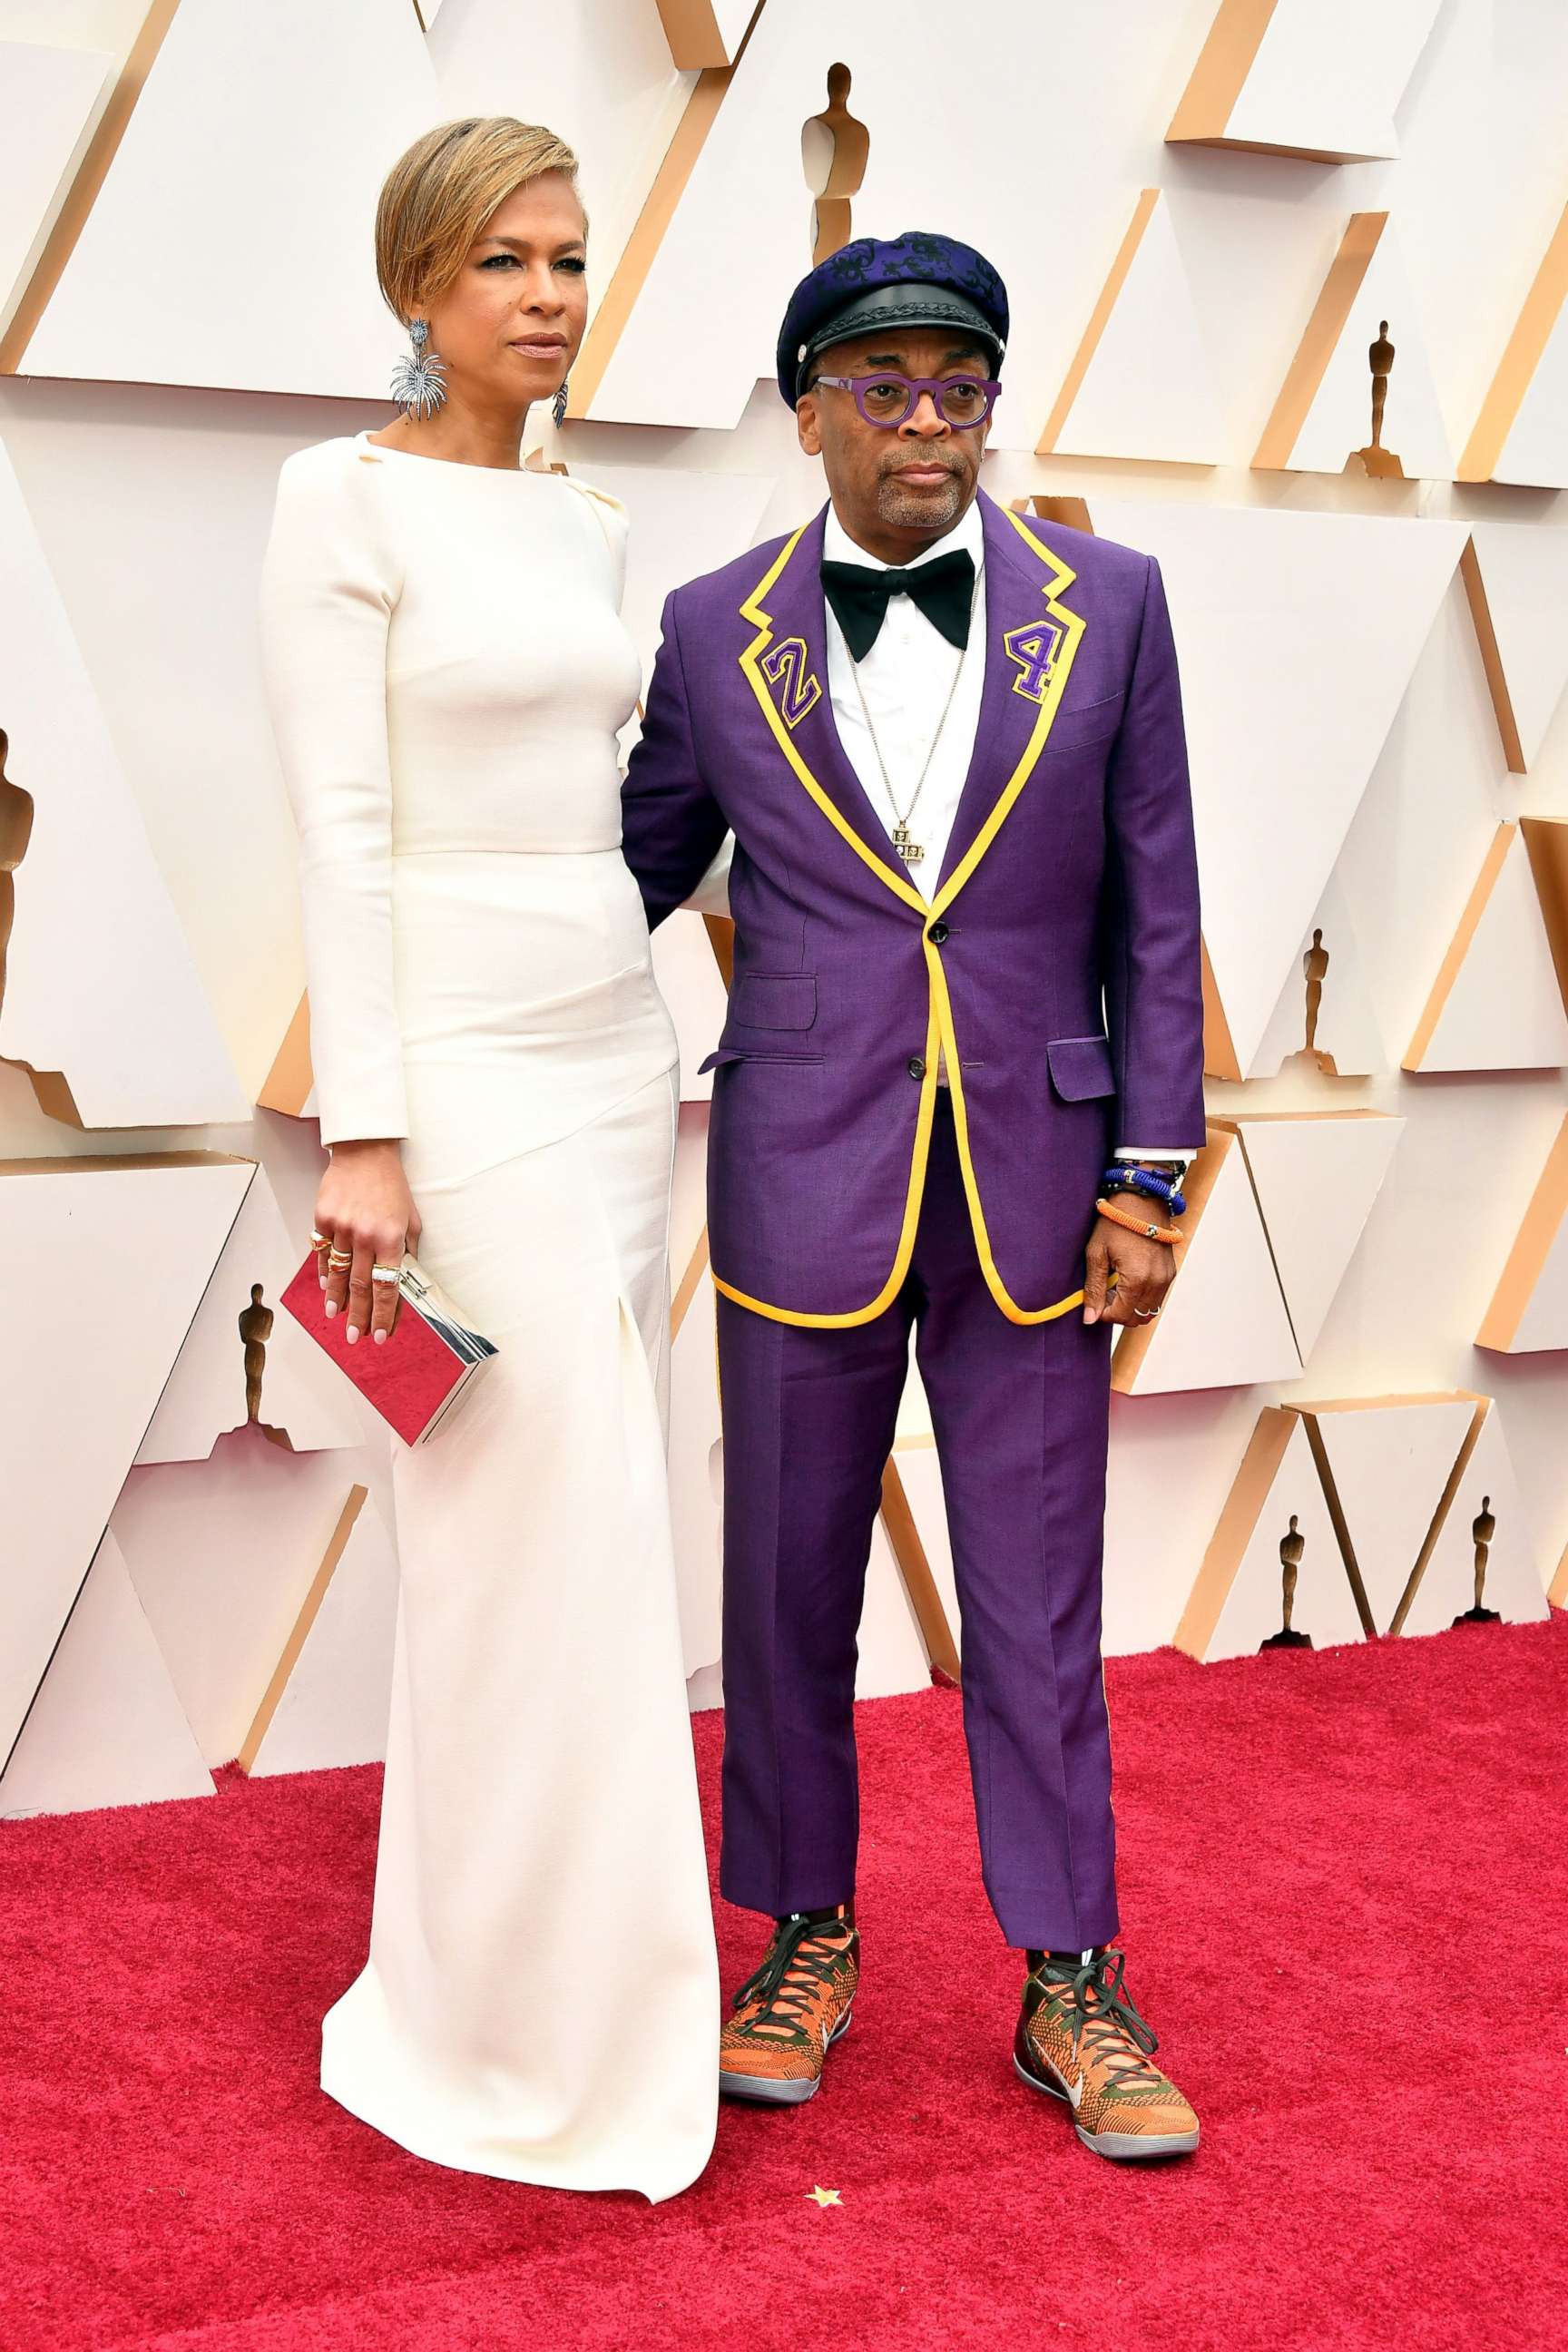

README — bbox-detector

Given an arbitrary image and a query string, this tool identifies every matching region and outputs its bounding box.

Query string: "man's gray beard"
[876,466,964,533]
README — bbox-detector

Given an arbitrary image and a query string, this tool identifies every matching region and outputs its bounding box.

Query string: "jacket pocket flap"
[1046,1033,1117,1101]
[729,973,818,1031]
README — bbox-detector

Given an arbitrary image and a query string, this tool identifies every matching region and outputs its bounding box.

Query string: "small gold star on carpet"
[805,2185,843,2209]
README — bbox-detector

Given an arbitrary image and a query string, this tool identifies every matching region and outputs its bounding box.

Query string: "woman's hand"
[312,1139,422,1346]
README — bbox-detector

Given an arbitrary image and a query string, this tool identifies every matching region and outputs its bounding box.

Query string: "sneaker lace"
[1045,1947,1167,2094]
[730,1912,852,2045]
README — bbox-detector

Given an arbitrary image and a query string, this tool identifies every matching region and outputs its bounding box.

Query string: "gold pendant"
[892,826,924,864]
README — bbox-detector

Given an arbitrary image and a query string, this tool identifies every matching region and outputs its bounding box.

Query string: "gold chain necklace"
[846,572,981,865]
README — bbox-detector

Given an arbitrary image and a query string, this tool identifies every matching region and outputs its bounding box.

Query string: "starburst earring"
[553,378,570,427]
[390,317,447,420]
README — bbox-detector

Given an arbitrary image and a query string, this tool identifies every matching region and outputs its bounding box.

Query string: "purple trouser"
[716,1093,1119,1951]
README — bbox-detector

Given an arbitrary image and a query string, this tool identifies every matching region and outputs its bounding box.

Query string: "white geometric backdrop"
[2,0,1565,1818]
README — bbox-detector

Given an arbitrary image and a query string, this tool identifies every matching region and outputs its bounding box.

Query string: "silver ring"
[370,1266,402,1285]
[1133,1304,1160,1319]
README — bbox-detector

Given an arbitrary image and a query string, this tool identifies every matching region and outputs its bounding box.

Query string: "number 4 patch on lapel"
[759,636,822,729]
[1003,619,1064,704]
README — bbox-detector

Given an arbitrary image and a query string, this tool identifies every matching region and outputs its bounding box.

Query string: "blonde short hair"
[376,116,583,323]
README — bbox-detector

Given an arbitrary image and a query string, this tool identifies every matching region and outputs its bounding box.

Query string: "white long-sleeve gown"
[260,430,719,2200]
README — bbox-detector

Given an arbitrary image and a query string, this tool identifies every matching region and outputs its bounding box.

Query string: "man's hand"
[1083,1217,1179,1328]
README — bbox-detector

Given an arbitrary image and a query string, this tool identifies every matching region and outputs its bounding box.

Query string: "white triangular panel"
[582,1,1225,445]
[0,41,114,340]
[0,1532,213,1818]
[1552,1538,1568,1612]
[0,441,249,1125]
[1207,1418,1363,1661]
[24,0,438,397]
[1173,0,1444,162]
[1234,1113,1405,1362]
[668,1268,723,1677]
[136,1164,361,1463]
[889,1441,958,1658]
[1250,874,1387,1079]
[113,1429,379,1767]
[1090,500,1467,1081]
[651,914,730,1102]
[671,1103,709,1291]
[1282,223,1453,481]
[590,465,775,689]
[1104,1390,1244,1659]
[1299,1398,1476,1632]
[0,1157,252,1769]
[1477,1117,1568,1356]
[1409,828,1568,1073]
[432,3,688,303]
[1398,1401,1549,1636]
[858,1517,935,1700]
[1493,289,1568,491]
[1466,524,1568,769]
[1512,1203,1568,1353]
[1044,192,1223,466]
[894,1341,933,1443]
[245,1495,399,1776]
[1114,1132,1301,1396]
[568,461,775,751]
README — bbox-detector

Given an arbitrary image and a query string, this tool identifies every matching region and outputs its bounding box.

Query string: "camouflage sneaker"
[718,1906,858,2106]
[1014,1946,1200,2160]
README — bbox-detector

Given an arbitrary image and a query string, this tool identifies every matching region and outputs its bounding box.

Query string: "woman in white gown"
[258,117,718,2200]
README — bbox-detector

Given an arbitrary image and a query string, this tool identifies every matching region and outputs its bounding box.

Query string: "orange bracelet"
[1094,1196,1182,1246]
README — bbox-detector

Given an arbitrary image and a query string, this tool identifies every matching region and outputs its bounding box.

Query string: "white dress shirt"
[820,503,1187,1169]
[822,496,986,890]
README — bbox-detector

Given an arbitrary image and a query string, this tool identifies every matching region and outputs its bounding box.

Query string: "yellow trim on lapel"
[710,1003,942,1328]
[931,505,1085,917]
[718,504,1091,1330]
[738,526,929,916]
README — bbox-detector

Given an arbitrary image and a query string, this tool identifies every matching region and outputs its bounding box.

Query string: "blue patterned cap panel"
[776,230,1009,405]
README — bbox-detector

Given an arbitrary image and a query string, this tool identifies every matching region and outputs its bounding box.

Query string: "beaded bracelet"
[1102,1164,1187,1216]
[1094,1196,1183,1247]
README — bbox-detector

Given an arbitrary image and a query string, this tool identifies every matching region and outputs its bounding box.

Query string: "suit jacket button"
[928,921,950,945]
[906,1055,926,1080]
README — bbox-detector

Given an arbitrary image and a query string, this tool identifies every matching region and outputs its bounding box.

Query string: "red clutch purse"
[279,1250,498,1446]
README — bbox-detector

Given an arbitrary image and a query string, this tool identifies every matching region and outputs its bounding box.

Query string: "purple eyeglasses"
[810,371,1002,430]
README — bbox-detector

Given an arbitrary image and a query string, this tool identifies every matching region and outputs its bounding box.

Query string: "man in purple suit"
[622,233,1206,2160]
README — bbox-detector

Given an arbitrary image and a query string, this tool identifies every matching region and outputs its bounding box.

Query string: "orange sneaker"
[1014,1946,1200,2160]
[719,1907,858,2106]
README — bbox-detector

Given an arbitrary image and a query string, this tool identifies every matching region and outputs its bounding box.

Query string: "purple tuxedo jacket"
[621,491,1206,1328]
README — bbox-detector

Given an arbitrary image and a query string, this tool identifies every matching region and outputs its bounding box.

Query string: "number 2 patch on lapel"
[759,636,822,729]
[1002,619,1064,704]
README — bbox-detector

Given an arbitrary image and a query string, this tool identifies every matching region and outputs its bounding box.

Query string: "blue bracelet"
[1102,1164,1187,1216]
[1104,1165,1186,1211]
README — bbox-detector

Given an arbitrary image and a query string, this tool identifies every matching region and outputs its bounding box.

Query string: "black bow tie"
[820,547,975,662]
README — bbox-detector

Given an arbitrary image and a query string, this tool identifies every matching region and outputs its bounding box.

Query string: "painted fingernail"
[324,1300,338,1318]
[346,1325,359,1344]
[319,1276,327,1290]
[373,1329,387,1345]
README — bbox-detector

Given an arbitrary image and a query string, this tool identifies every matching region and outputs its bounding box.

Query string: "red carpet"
[3,1617,1564,2351]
